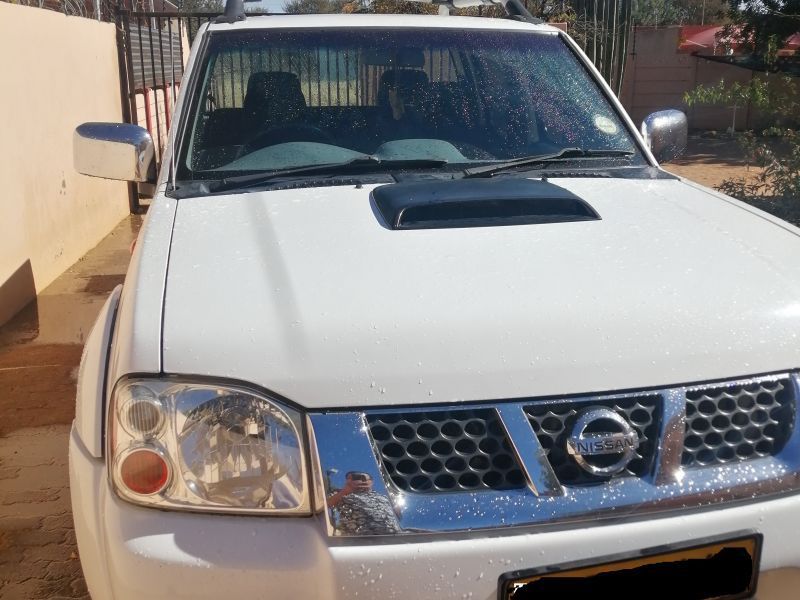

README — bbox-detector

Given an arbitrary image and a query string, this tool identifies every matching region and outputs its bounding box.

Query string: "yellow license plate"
[500,533,762,600]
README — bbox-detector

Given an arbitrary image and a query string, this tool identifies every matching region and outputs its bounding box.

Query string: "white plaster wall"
[0,3,130,325]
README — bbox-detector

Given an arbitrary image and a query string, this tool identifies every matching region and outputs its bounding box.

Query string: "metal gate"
[568,0,632,96]
[115,9,221,211]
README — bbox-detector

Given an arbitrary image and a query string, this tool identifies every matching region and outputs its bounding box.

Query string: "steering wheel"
[239,123,334,157]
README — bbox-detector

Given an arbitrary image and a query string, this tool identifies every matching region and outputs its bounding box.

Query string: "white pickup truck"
[70,1,800,598]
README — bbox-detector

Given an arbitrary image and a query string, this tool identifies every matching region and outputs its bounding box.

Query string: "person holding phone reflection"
[327,471,400,535]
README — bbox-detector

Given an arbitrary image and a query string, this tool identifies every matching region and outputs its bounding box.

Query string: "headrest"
[377,69,429,107]
[244,71,306,121]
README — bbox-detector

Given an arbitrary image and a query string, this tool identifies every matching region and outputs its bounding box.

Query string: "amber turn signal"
[119,448,170,495]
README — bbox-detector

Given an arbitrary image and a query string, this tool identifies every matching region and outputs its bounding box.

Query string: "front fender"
[75,285,122,458]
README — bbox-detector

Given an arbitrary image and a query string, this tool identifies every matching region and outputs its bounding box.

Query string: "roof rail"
[407,0,543,22]
[215,0,542,24]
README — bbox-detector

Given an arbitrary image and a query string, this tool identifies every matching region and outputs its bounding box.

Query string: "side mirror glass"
[73,123,156,183]
[641,110,688,164]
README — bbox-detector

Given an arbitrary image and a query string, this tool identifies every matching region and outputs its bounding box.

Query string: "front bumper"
[71,426,800,600]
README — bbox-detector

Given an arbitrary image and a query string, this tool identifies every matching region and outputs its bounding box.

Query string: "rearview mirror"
[73,122,156,183]
[641,110,688,164]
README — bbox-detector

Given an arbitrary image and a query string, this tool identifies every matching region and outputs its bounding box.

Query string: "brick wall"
[619,26,791,132]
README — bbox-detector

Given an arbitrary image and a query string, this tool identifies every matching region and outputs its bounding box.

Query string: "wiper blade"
[462,148,635,179]
[205,157,448,194]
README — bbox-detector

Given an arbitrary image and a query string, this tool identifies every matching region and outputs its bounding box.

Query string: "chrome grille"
[312,372,800,536]
[366,409,525,493]
[525,396,661,485]
[682,377,796,467]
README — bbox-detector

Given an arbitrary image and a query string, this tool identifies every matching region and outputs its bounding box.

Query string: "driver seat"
[377,69,429,117]
[244,71,307,129]
[376,69,431,140]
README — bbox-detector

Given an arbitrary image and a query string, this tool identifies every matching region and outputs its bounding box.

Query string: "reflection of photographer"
[326,471,372,506]
[327,472,400,535]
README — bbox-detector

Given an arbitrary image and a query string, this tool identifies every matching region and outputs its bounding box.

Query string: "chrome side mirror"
[73,123,156,183]
[641,110,688,164]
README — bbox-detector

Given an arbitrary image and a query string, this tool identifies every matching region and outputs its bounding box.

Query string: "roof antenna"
[499,0,543,23]
[215,0,247,24]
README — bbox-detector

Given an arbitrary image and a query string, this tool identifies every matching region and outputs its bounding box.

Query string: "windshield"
[178,27,645,182]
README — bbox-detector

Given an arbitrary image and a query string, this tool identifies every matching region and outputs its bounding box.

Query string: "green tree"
[632,0,727,26]
[679,0,727,24]
[179,0,223,11]
[727,0,800,58]
[632,0,689,25]
[283,0,344,13]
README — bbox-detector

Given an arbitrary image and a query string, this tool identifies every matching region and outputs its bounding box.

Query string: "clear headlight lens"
[117,384,164,438]
[109,379,309,514]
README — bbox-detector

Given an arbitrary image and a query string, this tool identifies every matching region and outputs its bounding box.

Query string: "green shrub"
[685,77,799,201]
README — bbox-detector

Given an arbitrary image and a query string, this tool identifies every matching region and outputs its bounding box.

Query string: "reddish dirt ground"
[664,136,762,189]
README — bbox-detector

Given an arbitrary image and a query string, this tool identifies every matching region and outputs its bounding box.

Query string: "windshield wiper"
[462,148,635,179]
[203,157,449,194]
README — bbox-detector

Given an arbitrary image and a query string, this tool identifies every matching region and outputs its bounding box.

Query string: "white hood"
[162,177,800,409]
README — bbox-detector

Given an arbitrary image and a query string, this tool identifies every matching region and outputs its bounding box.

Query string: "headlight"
[108,378,309,514]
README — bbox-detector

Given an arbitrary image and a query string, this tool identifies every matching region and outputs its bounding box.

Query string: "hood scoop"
[372,177,600,230]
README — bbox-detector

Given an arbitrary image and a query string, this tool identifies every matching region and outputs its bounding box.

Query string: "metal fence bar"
[176,16,185,71]
[344,49,350,106]
[239,46,245,108]
[116,9,140,213]
[167,16,177,105]
[317,47,322,108]
[335,47,340,106]
[229,52,236,107]
[146,22,163,160]
[156,18,170,131]
[135,19,146,92]
[326,46,331,105]
[355,49,360,106]
[568,0,632,94]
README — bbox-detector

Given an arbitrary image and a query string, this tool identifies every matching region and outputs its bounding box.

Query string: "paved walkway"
[0,215,141,599]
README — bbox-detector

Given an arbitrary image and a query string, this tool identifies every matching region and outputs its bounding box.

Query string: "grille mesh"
[366,409,525,493]
[682,377,796,467]
[525,396,661,485]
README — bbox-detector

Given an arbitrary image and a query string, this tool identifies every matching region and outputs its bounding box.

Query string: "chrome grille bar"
[495,405,562,497]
